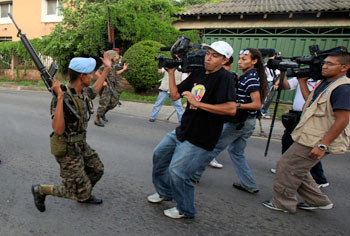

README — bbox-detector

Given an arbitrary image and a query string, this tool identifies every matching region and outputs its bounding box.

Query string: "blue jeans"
[261,81,273,116]
[152,130,214,217]
[193,119,259,192]
[150,91,183,123]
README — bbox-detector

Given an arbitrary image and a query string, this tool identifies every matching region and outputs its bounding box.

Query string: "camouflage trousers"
[52,141,104,201]
[97,84,123,116]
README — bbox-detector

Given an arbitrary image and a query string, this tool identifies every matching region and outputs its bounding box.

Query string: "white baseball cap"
[207,41,233,58]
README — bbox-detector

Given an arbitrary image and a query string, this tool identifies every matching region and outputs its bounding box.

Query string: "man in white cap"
[31,52,112,212]
[147,41,237,219]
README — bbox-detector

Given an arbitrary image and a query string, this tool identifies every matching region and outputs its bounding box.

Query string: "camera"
[155,35,207,73]
[267,45,346,80]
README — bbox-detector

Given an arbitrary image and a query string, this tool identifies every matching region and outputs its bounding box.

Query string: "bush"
[124,40,167,93]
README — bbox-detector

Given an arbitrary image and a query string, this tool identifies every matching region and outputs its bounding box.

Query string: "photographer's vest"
[292,76,350,154]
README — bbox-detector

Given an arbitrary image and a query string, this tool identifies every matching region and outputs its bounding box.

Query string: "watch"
[237,103,241,109]
[317,144,328,151]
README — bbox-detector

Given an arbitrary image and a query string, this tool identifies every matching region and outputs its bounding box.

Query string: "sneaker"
[233,182,259,194]
[297,202,333,210]
[149,118,156,122]
[270,168,276,174]
[147,193,171,203]
[190,177,200,184]
[318,183,330,188]
[31,184,46,212]
[262,200,291,213]
[209,159,223,168]
[264,115,271,119]
[164,207,193,219]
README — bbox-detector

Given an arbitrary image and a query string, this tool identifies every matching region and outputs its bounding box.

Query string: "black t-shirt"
[176,67,236,151]
[311,79,350,111]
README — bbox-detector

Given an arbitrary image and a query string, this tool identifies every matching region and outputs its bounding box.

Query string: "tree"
[41,0,200,71]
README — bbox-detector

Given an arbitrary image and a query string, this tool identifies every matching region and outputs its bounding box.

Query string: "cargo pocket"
[50,132,67,157]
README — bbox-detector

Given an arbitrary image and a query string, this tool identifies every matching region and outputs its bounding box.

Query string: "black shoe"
[31,184,46,212]
[190,177,200,184]
[232,183,259,194]
[78,195,103,204]
[101,115,108,122]
[149,118,155,122]
[94,119,104,127]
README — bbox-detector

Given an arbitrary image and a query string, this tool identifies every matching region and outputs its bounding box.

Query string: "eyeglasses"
[239,49,250,55]
[321,61,343,67]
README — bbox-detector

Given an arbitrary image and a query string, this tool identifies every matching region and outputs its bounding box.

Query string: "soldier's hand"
[101,51,112,68]
[50,78,63,96]
[123,63,128,71]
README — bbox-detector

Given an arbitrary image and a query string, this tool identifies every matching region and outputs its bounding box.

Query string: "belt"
[290,110,302,114]
[67,132,86,143]
[247,115,256,119]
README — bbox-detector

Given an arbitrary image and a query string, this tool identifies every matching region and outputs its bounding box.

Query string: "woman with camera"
[192,48,267,193]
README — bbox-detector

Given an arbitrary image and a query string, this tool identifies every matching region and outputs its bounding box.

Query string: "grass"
[0,77,291,119]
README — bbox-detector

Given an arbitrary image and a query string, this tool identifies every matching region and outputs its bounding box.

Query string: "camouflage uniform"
[48,83,104,201]
[96,56,126,116]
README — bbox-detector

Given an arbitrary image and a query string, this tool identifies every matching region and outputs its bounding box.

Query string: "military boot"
[94,115,104,127]
[31,184,47,212]
[101,114,108,122]
[78,195,103,204]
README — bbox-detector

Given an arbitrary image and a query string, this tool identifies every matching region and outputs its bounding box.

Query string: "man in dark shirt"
[147,41,236,219]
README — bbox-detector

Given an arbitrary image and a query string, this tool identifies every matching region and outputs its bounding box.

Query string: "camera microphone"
[160,47,172,51]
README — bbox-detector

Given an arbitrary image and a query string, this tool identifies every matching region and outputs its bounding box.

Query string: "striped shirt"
[237,68,260,116]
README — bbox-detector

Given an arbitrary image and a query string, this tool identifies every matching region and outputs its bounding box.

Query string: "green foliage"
[0,39,45,70]
[123,40,165,93]
[40,0,200,71]
[0,0,201,72]
[41,0,108,71]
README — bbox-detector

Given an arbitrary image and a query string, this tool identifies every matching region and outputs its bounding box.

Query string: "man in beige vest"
[263,51,350,213]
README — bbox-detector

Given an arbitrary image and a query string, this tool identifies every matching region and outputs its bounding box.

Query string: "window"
[41,0,63,22]
[0,2,12,24]
[47,0,62,16]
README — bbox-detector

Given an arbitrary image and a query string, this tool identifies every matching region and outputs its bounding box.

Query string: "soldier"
[31,52,112,212]
[95,48,128,127]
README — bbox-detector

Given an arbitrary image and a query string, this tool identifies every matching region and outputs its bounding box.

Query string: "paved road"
[0,90,349,236]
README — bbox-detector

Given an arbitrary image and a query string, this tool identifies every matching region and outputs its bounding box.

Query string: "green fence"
[202,34,350,104]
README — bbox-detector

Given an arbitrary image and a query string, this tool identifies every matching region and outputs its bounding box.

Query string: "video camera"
[155,35,206,73]
[266,45,346,80]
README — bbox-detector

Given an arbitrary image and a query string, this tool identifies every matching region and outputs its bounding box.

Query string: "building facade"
[0,0,62,42]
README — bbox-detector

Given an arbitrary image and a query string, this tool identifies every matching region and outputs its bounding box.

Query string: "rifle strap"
[65,84,83,133]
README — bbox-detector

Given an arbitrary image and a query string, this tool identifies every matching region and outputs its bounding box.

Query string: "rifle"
[8,13,80,119]
[105,77,117,98]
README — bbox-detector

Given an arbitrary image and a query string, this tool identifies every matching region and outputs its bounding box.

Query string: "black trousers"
[281,113,328,185]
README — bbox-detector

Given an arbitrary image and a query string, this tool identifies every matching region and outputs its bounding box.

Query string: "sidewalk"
[0,83,285,139]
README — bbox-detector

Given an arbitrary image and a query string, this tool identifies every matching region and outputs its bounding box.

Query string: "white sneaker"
[270,168,276,174]
[297,202,333,210]
[318,183,330,188]
[147,193,165,203]
[209,159,223,168]
[164,207,187,219]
